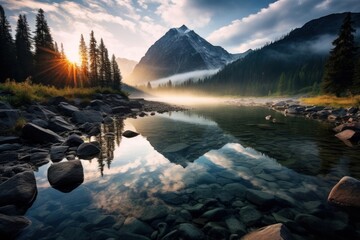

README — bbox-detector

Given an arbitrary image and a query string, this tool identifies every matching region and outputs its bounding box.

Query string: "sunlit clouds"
[2,0,359,61]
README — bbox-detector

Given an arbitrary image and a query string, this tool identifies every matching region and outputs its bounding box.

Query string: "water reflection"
[19,105,360,240]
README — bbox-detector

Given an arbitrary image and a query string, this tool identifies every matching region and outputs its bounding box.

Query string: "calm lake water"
[19,103,360,240]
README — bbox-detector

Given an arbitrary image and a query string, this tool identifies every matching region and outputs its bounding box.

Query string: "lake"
[19,102,360,240]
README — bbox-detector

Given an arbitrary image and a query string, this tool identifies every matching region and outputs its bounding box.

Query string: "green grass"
[301,95,360,108]
[0,80,128,107]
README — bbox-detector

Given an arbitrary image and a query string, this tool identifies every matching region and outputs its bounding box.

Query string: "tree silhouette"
[79,34,89,87]
[89,30,98,87]
[0,5,16,82]
[111,54,122,90]
[322,13,357,96]
[15,14,33,81]
[34,8,55,84]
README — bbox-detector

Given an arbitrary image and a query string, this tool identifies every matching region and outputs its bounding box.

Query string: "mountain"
[116,57,137,82]
[129,25,239,84]
[188,12,360,96]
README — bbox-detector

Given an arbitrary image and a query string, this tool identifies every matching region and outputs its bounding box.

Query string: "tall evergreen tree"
[89,30,98,87]
[15,14,33,81]
[104,48,112,87]
[322,13,357,96]
[79,34,89,86]
[34,8,55,84]
[0,5,16,82]
[111,54,122,90]
[98,38,106,87]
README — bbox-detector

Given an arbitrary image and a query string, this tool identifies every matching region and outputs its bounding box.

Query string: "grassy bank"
[0,80,127,107]
[301,95,360,108]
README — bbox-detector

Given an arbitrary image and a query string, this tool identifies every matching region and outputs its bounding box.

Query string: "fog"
[150,69,219,87]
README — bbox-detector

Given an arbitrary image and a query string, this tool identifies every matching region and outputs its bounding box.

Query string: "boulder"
[333,122,360,133]
[58,102,79,116]
[0,171,37,208]
[0,101,12,109]
[28,105,56,120]
[89,100,112,113]
[47,160,84,193]
[177,223,205,240]
[112,106,132,114]
[48,116,75,132]
[77,142,100,159]
[328,176,360,208]
[0,136,20,144]
[246,189,275,207]
[120,217,153,235]
[31,118,48,128]
[50,145,69,162]
[72,110,103,124]
[0,143,21,152]
[335,129,360,143]
[22,123,64,143]
[0,214,31,239]
[64,134,84,147]
[122,130,139,138]
[0,109,20,130]
[239,206,262,226]
[241,223,293,240]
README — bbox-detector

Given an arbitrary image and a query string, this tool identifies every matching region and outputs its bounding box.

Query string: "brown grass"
[301,95,360,108]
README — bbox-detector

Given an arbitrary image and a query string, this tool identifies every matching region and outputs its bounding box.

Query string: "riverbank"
[0,92,185,238]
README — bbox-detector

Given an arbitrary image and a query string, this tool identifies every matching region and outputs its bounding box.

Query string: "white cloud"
[207,0,360,53]
[3,0,59,12]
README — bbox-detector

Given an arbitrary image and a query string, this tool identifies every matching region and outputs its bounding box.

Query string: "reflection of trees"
[97,117,124,176]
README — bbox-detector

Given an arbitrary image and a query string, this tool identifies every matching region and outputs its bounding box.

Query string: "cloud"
[3,0,59,12]
[207,0,360,53]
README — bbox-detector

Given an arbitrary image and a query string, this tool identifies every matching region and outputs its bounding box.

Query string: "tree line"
[0,6,122,89]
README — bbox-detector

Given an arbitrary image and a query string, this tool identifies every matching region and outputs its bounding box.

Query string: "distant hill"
[190,12,360,96]
[129,25,241,85]
[116,57,137,82]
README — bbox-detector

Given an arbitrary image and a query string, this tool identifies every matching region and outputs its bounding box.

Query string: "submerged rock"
[241,223,293,240]
[122,130,139,138]
[47,160,84,193]
[177,223,205,240]
[22,123,64,143]
[328,176,360,208]
[0,213,31,239]
[0,171,37,208]
[77,142,100,159]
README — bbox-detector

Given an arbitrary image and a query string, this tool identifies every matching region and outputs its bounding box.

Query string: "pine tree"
[322,13,357,96]
[15,14,33,81]
[79,34,89,86]
[34,8,55,84]
[60,43,65,59]
[0,5,16,82]
[98,38,106,87]
[111,54,122,90]
[89,30,98,87]
[104,48,112,87]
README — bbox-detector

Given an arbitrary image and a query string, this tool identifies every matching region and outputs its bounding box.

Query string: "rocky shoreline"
[0,94,185,238]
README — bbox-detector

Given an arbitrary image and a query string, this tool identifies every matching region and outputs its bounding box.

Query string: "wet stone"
[177,223,205,240]
[120,217,153,235]
[239,206,262,226]
[201,207,227,221]
[246,189,275,207]
[50,145,69,162]
[225,217,246,235]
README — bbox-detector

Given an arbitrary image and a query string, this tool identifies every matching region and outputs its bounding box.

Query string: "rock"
[0,214,31,239]
[103,116,113,124]
[0,109,20,130]
[0,101,12,109]
[77,142,100,159]
[28,105,56,120]
[22,123,64,143]
[335,129,360,143]
[177,223,205,240]
[203,222,230,240]
[295,214,326,235]
[225,217,246,235]
[163,143,189,153]
[89,100,112,113]
[333,122,360,133]
[72,110,103,124]
[347,107,358,114]
[120,217,153,235]
[246,189,275,207]
[31,118,48,128]
[48,116,75,132]
[201,208,227,221]
[0,136,20,144]
[241,223,293,240]
[50,145,69,162]
[58,102,79,116]
[328,176,360,208]
[47,160,84,193]
[122,130,139,138]
[0,143,21,152]
[117,232,151,240]
[0,152,18,163]
[64,134,84,147]
[30,152,49,167]
[0,171,37,208]
[112,106,132,114]
[239,206,262,226]
[265,115,272,120]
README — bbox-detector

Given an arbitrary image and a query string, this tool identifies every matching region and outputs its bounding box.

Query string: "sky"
[1,0,360,63]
